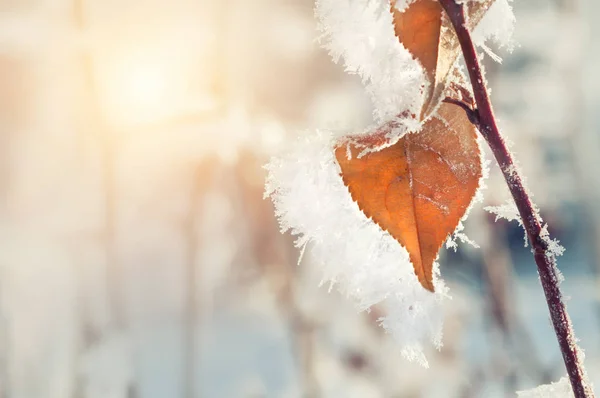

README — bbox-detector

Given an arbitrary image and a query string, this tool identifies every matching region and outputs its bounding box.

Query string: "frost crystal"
[446,138,490,250]
[540,223,565,258]
[485,198,521,224]
[265,0,516,366]
[517,377,574,398]
[265,132,447,366]
[485,198,566,259]
[484,198,531,246]
[392,0,417,13]
[315,0,426,124]
[473,0,516,62]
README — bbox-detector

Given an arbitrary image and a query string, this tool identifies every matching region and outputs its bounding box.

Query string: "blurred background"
[0,0,599,397]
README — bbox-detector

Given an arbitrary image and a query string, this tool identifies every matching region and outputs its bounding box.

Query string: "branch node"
[442,97,481,127]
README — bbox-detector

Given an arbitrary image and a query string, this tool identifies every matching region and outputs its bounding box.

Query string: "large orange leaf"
[391,0,495,118]
[335,102,482,291]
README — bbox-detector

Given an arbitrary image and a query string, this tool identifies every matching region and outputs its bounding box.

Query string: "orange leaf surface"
[391,0,442,105]
[391,0,495,118]
[335,102,482,291]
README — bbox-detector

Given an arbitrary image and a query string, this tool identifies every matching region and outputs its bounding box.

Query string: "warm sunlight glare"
[90,7,222,130]
[123,63,168,114]
[99,50,181,128]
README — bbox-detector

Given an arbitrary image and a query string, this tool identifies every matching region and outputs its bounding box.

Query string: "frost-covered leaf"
[335,102,482,291]
[391,0,442,97]
[265,129,448,366]
[315,0,427,123]
[391,0,496,118]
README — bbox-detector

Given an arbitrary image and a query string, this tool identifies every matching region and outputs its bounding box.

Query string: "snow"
[265,131,448,366]
[517,376,574,398]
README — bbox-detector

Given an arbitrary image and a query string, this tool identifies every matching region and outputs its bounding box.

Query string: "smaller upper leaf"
[391,0,442,87]
[391,0,495,118]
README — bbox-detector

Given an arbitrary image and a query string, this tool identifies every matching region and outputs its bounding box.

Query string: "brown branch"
[438,0,594,396]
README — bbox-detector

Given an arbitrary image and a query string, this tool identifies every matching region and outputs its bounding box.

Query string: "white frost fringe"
[517,377,574,398]
[315,0,426,124]
[263,0,518,366]
[265,132,448,367]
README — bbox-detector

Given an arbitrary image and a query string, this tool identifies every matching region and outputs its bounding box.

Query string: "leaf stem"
[442,97,480,126]
[439,1,594,396]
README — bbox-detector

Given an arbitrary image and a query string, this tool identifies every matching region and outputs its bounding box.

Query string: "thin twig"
[438,0,594,396]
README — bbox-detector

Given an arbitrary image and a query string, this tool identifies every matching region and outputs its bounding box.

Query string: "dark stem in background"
[439,0,594,396]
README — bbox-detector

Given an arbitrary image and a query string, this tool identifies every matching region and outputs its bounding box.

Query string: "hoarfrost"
[264,0,515,367]
[391,0,417,13]
[265,132,448,367]
[517,377,574,398]
[315,0,426,125]
[485,198,565,259]
[540,223,566,258]
[473,0,516,60]
[445,137,490,251]
[484,198,530,246]
[485,198,521,224]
